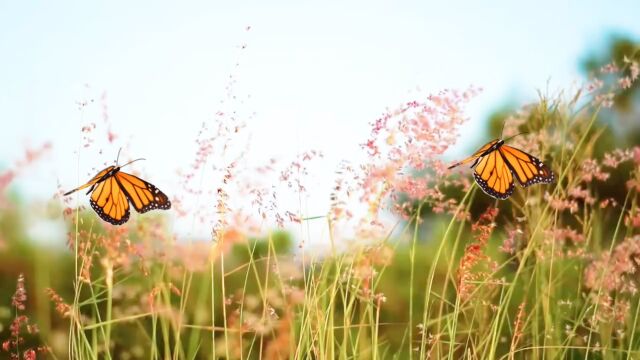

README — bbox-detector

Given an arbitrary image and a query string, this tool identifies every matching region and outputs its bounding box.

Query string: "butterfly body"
[64,163,171,225]
[449,138,554,200]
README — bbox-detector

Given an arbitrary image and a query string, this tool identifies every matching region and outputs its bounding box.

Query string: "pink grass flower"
[584,235,640,294]
[600,63,619,74]
[500,227,523,255]
[358,87,481,220]
[2,275,47,359]
[618,76,632,89]
[457,207,499,301]
[630,62,639,81]
[0,143,51,207]
[633,147,640,166]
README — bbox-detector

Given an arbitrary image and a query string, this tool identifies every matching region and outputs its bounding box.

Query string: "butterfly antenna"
[120,158,146,169]
[503,131,529,143]
[115,148,122,166]
[499,118,507,139]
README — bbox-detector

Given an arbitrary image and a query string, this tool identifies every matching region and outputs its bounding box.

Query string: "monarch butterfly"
[64,155,171,225]
[448,136,555,200]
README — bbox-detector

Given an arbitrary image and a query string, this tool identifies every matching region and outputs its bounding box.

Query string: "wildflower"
[170,197,188,218]
[1,275,46,359]
[600,62,619,73]
[500,227,522,255]
[168,283,182,297]
[587,78,604,92]
[273,260,303,282]
[627,179,640,193]
[618,76,632,89]
[264,311,292,360]
[457,207,499,301]
[580,159,609,182]
[147,286,162,313]
[425,332,441,359]
[45,288,71,318]
[633,146,640,166]
[599,198,618,208]
[613,299,630,323]
[353,252,378,300]
[544,193,578,214]
[549,227,585,245]
[359,87,480,221]
[540,226,588,260]
[509,302,526,358]
[0,171,16,196]
[602,148,634,168]
[374,293,387,304]
[330,161,357,221]
[630,61,639,81]
[0,143,51,207]
[568,186,595,205]
[626,209,640,228]
[171,241,214,272]
[23,349,36,360]
[595,92,615,108]
[11,274,26,311]
[470,207,499,244]
[584,235,640,295]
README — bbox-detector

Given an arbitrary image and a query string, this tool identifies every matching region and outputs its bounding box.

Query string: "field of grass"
[1,57,640,359]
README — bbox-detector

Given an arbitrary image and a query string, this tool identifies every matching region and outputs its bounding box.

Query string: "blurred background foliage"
[0,34,638,358]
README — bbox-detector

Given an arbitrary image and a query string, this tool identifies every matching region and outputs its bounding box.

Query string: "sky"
[1,1,639,245]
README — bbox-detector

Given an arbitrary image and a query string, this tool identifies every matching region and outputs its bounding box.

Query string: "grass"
[1,59,640,359]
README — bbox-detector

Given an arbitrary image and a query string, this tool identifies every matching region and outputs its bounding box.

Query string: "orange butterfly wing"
[63,166,116,196]
[114,171,171,213]
[89,175,131,225]
[448,139,500,169]
[472,150,515,200]
[498,145,555,187]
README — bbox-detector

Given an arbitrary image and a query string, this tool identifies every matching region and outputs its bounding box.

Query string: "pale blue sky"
[1,1,639,241]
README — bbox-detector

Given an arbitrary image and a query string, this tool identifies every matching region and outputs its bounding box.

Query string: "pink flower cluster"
[0,143,51,208]
[359,87,481,219]
[458,207,499,301]
[2,275,48,359]
[584,235,640,295]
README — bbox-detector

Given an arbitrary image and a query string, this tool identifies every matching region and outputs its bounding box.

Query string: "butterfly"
[64,156,171,225]
[448,137,554,200]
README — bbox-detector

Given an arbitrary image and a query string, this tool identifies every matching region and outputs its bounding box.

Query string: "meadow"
[1,52,640,360]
